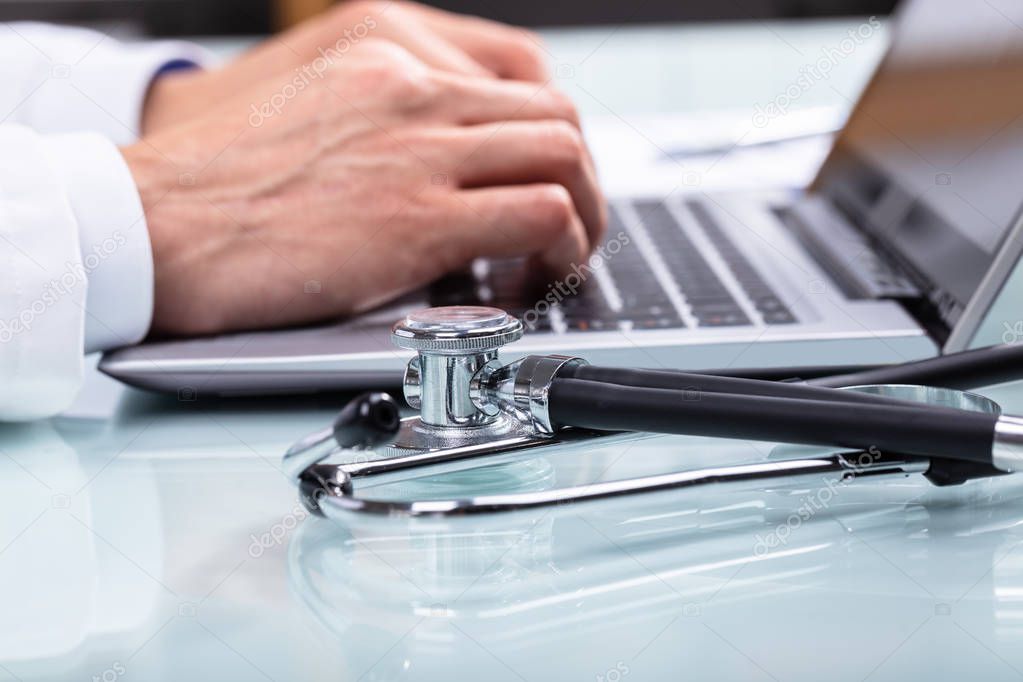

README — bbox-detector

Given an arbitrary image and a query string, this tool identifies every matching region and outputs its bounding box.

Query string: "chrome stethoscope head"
[283,305,618,517]
[391,305,590,439]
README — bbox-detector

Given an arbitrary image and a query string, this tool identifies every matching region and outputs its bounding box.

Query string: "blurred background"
[0,0,898,37]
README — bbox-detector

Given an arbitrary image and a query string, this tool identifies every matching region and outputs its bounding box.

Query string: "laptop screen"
[814,0,1023,326]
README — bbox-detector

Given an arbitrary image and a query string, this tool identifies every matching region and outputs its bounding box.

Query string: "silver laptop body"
[100,0,1023,395]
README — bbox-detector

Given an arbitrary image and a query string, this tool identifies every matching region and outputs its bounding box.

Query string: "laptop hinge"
[774,197,922,301]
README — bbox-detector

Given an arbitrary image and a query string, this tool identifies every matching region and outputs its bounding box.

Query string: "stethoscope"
[283,305,1023,520]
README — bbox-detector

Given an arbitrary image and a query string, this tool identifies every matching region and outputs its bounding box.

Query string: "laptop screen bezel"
[808,0,1023,351]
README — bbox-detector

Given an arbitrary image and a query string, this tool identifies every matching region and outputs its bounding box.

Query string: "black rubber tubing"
[807,343,1023,390]
[690,363,881,382]
[562,365,943,410]
[548,378,999,464]
[592,344,1023,389]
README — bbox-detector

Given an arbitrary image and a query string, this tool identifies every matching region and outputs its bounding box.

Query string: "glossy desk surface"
[9,18,1023,682]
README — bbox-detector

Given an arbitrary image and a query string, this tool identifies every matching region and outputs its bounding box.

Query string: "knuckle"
[348,0,380,12]
[533,184,575,228]
[507,32,548,71]
[347,39,437,105]
[546,88,581,126]
[395,127,447,159]
[543,120,586,165]
[334,0,389,20]
[351,37,413,66]
[517,29,546,48]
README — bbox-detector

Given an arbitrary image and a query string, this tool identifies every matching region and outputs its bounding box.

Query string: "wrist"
[120,142,177,215]
[141,68,211,135]
[119,141,226,335]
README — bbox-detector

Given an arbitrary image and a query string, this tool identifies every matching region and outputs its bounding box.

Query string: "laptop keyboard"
[686,201,797,325]
[429,199,797,333]
[635,200,750,327]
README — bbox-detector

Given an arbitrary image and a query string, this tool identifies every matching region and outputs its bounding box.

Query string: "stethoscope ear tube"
[807,343,1023,390]
[565,343,1023,393]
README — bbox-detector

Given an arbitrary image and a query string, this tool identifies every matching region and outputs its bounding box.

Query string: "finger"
[432,73,580,128]
[437,121,606,248]
[404,5,550,81]
[450,184,589,277]
[373,18,495,78]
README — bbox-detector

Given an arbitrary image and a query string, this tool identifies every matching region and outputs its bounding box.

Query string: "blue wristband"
[154,59,200,79]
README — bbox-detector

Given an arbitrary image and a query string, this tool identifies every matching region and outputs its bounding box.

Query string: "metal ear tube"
[284,306,1023,519]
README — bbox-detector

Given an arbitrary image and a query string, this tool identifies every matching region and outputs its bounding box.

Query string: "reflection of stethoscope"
[283,306,1023,520]
[287,475,1023,662]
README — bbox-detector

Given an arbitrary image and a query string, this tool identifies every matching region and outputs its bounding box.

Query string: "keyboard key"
[564,316,627,332]
[523,316,553,333]
[631,315,685,330]
[429,270,481,306]
[700,313,749,326]
[763,310,797,324]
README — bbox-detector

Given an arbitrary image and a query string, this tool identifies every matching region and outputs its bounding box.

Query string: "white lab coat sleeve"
[1,125,83,420]
[0,124,151,421]
[40,132,155,355]
[0,23,212,355]
[0,126,155,421]
[0,24,213,420]
[0,22,214,143]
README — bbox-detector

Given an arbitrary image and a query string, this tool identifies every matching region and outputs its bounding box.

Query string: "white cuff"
[5,23,213,143]
[0,124,85,420]
[40,132,154,353]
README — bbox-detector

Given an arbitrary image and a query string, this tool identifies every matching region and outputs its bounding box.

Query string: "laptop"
[100,0,1023,395]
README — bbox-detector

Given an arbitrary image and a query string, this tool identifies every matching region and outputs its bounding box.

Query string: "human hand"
[123,39,605,337]
[143,0,550,133]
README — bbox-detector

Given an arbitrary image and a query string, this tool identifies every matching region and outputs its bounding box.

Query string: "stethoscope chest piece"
[393,305,523,433]
[386,305,594,452]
